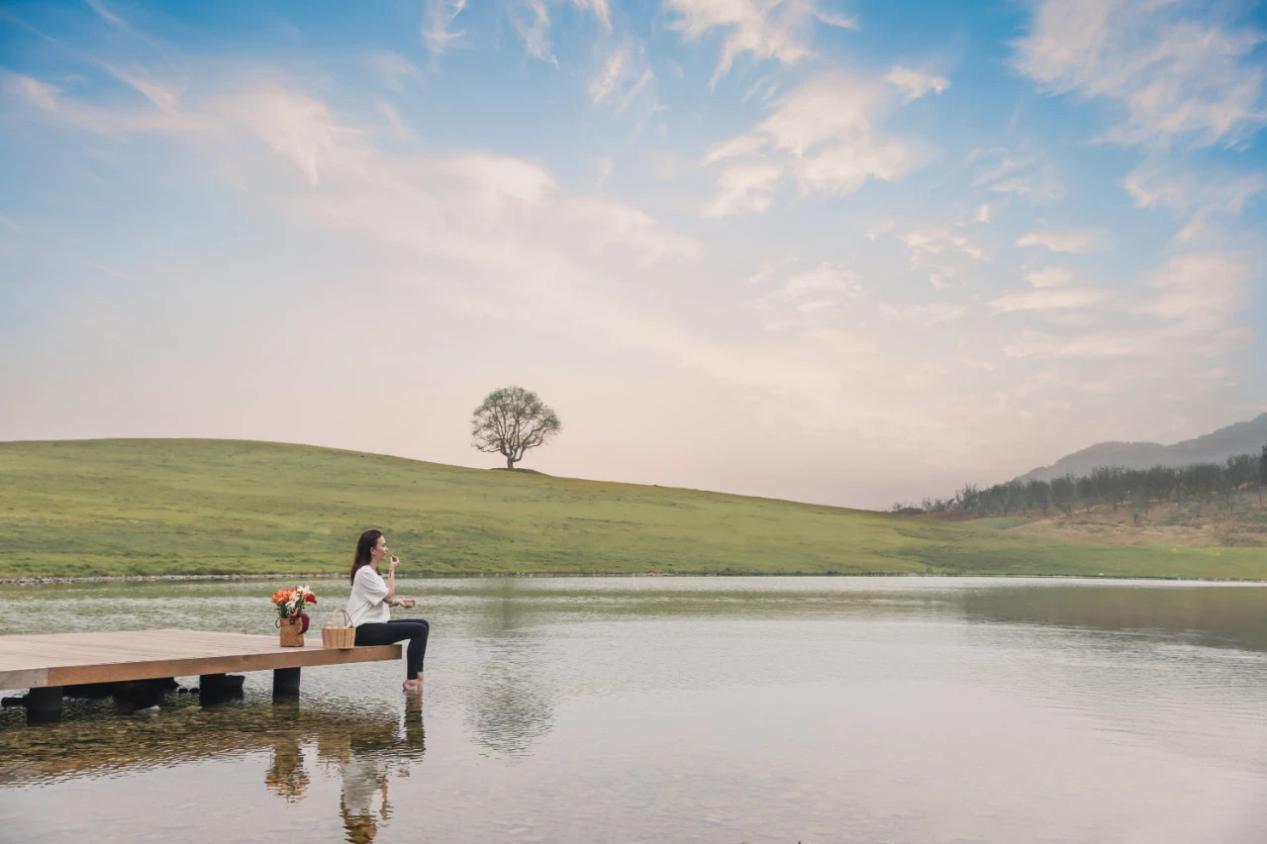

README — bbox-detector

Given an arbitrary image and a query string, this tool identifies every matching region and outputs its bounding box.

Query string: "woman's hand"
[389,555,401,572]
[397,598,416,608]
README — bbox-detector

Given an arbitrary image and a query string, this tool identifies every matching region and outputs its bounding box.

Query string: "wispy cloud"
[573,0,612,32]
[4,72,202,135]
[747,261,863,330]
[901,226,985,288]
[368,50,423,89]
[85,0,126,28]
[971,148,1064,204]
[1016,228,1106,254]
[665,0,857,86]
[880,302,967,325]
[588,41,657,114]
[990,286,1110,313]
[1003,251,1253,360]
[1024,266,1073,288]
[884,66,949,103]
[509,0,616,64]
[511,0,557,64]
[1123,161,1267,244]
[422,0,468,56]
[1013,0,1267,148]
[703,71,939,216]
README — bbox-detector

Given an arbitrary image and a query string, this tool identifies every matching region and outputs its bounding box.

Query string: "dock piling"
[198,673,244,706]
[26,686,63,725]
[272,667,301,700]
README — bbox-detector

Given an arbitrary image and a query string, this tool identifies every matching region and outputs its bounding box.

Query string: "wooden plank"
[0,668,48,690]
[0,630,402,690]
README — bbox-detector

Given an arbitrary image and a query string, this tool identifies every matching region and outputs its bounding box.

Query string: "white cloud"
[971,148,1064,204]
[573,0,612,31]
[368,50,423,89]
[665,0,857,86]
[703,161,782,217]
[509,0,617,63]
[1123,162,1267,243]
[588,42,656,113]
[1024,266,1073,288]
[864,220,894,240]
[1141,251,1251,336]
[594,155,613,186]
[902,228,984,262]
[751,261,861,305]
[85,0,126,28]
[511,0,557,63]
[1016,228,1106,254]
[901,227,985,287]
[1001,250,1252,363]
[4,72,203,135]
[884,66,949,103]
[214,86,361,186]
[880,302,967,325]
[703,73,934,216]
[422,0,467,56]
[741,259,869,333]
[1013,0,1267,148]
[989,286,1110,313]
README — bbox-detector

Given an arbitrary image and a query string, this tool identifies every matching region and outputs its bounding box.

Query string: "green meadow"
[1,439,1264,580]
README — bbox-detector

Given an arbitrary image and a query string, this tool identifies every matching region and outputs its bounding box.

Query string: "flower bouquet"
[272,585,317,647]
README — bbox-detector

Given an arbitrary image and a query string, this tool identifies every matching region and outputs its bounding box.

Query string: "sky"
[1,0,1266,509]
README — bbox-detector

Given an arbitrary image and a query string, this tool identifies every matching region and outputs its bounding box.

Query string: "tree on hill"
[471,386,561,470]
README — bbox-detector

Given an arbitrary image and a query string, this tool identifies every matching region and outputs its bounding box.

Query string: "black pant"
[355,619,430,680]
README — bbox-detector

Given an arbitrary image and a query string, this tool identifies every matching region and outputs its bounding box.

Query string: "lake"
[2,576,1265,843]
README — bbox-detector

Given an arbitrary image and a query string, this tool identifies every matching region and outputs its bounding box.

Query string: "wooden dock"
[0,629,402,722]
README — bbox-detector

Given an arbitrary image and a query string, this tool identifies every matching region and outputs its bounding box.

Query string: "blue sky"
[2,0,1266,507]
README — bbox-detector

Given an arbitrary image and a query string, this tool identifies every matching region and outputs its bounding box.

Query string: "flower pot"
[278,616,305,647]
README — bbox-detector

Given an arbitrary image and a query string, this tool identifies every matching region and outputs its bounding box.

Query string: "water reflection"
[0,698,425,792]
[465,580,557,758]
[264,732,310,802]
[321,698,425,843]
[960,582,1267,652]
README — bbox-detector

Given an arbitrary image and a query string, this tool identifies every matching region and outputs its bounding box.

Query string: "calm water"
[1,576,1265,843]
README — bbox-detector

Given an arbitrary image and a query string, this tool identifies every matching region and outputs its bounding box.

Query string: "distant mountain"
[1017,413,1267,482]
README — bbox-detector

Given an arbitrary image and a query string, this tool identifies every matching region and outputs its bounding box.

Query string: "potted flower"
[272,585,317,647]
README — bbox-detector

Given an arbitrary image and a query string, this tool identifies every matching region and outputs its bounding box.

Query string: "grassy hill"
[1,439,1265,580]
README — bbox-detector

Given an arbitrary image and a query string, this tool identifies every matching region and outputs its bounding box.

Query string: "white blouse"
[346,565,391,627]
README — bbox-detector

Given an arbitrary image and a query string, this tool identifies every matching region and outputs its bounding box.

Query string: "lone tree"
[471,386,561,469]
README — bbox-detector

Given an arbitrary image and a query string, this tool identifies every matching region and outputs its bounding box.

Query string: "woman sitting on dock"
[347,530,430,693]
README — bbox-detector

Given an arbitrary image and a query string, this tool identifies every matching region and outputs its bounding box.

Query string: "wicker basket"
[321,609,356,649]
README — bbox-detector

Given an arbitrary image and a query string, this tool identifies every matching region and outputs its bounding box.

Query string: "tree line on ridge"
[899,445,1267,518]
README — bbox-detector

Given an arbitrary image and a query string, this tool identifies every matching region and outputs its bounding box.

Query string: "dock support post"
[272,667,301,700]
[26,687,63,725]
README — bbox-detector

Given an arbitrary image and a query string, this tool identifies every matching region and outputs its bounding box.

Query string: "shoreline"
[3,571,1265,586]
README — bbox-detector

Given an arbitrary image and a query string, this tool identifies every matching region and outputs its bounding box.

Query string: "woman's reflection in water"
[332,697,426,843]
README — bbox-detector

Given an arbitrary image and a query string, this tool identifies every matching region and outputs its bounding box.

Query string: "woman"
[347,529,430,692]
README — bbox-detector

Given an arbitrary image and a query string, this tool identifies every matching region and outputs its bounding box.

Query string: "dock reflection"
[0,697,426,798]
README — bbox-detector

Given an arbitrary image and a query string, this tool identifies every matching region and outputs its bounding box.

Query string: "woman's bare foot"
[402,677,423,693]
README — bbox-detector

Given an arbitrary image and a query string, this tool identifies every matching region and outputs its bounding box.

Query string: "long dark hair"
[350,529,383,584]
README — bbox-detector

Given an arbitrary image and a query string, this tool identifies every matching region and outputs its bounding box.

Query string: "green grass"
[1,439,1264,580]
